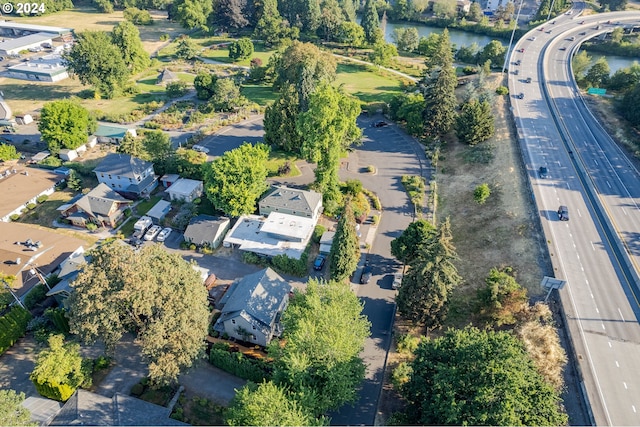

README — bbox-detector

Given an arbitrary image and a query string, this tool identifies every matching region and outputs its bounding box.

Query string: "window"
[231,319,236,324]
[100,173,104,178]
[252,325,256,330]
[129,178,132,183]
[251,335,256,341]
[108,175,112,179]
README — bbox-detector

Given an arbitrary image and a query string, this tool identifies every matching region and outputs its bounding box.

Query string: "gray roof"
[147,199,172,220]
[0,32,53,52]
[158,68,178,83]
[74,183,131,217]
[94,153,153,180]
[95,124,134,139]
[218,268,292,332]
[259,186,322,215]
[52,389,188,426]
[184,215,229,246]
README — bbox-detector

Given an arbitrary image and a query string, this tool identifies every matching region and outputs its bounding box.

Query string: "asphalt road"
[200,114,429,425]
[509,9,640,425]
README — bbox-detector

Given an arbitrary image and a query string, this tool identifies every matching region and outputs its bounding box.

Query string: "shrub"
[94,355,111,371]
[396,333,420,354]
[36,195,49,204]
[344,179,363,196]
[228,38,254,61]
[45,307,70,335]
[40,156,63,167]
[9,214,20,221]
[392,362,413,389]
[209,347,271,382]
[86,223,98,231]
[312,225,326,243]
[366,165,375,173]
[474,183,491,204]
[131,383,144,396]
[362,188,381,210]
[166,81,188,98]
[26,203,37,210]
[462,66,477,75]
[25,284,47,310]
[160,33,169,41]
[495,85,509,95]
[372,214,380,225]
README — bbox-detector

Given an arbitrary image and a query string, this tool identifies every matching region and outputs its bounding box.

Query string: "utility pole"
[2,279,26,309]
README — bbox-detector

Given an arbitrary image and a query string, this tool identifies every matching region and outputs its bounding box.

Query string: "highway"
[509,8,640,425]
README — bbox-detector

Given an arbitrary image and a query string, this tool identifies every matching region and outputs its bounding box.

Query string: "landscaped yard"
[265,150,301,177]
[135,195,163,216]
[18,190,75,228]
[334,62,406,106]
[201,42,275,66]
[240,85,279,106]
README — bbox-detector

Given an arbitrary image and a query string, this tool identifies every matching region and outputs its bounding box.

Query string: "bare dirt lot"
[376,74,589,425]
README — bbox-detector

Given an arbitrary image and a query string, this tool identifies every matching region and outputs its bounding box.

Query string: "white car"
[157,227,172,242]
[144,225,162,241]
[192,145,210,154]
[392,273,403,290]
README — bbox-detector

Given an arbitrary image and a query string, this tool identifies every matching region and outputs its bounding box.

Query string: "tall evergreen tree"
[361,0,381,44]
[253,0,295,46]
[329,201,360,281]
[423,30,457,138]
[264,84,303,154]
[396,218,461,330]
[455,99,495,145]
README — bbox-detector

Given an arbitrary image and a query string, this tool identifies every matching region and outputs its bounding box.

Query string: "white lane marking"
[594,159,599,166]
[623,208,628,216]
[606,181,611,188]
[619,308,625,321]
[601,322,606,330]
[616,361,619,367]
[609,342,612,348]
[591,241,595,250]
[595,307,599,313]
[577,209,582,217]
[624,382,628,389]
[574,243,577,248]
[633,406,637,413]
[591,293,594,299]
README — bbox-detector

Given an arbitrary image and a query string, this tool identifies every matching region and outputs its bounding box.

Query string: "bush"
[392,362,413,389]
[33,379,76,402]
[209,347,271,382]
[25,284,47,310]
[160,33,169,41]
[166,81,188,98]
[474,183,491,204]
[396,333,420,354]
[131,383,144,396]
[36,195,49,204]
[9,214,20,221]
[26,203,37,210]
[462,66,477,75]
[86,223,98,231]
[312,225,326,244]
[45,307,70,335]
[94,355,111,371]
[372,214,380,225]
[228,38,254,61]
[366,165,376,173]
[495,85,509,95]
[0,307,32,356]
[344,179,363,196]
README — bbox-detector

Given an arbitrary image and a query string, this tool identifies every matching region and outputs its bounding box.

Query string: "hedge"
[32,379,75,402]
[209,347,271,383]
[0,306,32,356]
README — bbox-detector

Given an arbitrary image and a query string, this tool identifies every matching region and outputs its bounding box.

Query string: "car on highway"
[579,20,585,24]
[144,225,162,240]
[558,205,569,221]
[538,166,549,178]
[538,27,544,31]
[559,47,567,51]
[192,144,210,154]
[156,227,172,242]
[392,273,402,290]
[517,48,525,53]
[517,93,525,99]
[545,30,552,34]
[360,264,372,284]
[569,36,576,41]
[525,77,532,83]
[313,255,326,271]
[579,31,586,35]
[565,10,572,14]
[515,59,521,66]
[513,69,519,75]
[529,36,537,41]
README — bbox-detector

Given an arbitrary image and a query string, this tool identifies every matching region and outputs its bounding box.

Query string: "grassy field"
[265,150,302,177]
[334,63,405,105]
[201,43,275,66]
[18,190,75,227]
[240,84,279,106]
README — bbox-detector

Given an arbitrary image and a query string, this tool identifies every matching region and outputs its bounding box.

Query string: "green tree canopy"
[30,334,90,402]
[369,41,398,67]
[67,243,209,386]
[210,78,246,111]
[229,37,254,61]
[202,142,270,217]
[226,381,325,426]
[390,219,436,264]
[63,31,130,99]
[264,84,303,154]
[0,390,35,426]
[194,71,218,100]
[476,40,506,68]
[38,100,95,155]
[270,278,371,415]
[423,29,457,138]
[608,62,640,92]
[455,99,495,145]
[621,82,640,126]
[336,21,365,47]
[585,57,610,88]
[329,201,360,281]
[0,144,20,161]
[393,27,420,52]
[297,83,361,207]
[318,0,345,41]
[477,267,528,326]
[111,21,150,73]
[401,327,568,426]
[172,0,213,31]
[175,36,199,60]
[253,0,298,46]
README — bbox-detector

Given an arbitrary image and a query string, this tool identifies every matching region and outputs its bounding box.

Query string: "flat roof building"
[5,55,69,82]
[0,21,73,36]
[0,32,53,55]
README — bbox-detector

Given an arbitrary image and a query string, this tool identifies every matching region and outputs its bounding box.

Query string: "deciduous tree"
[476,39,506,68]
[369,41,398,66]
[401,327,568,426]
[253,0,298,46]
[270,278,371,415]
[0,390,35,426]
[194,71,217,100]
[228,38,254,61]
[329,201,360,281]
[68,243,209,386]
[38,100,95,155]
[111,21,150,73]
[226,381,324,426]
[390,219,436,265]
[63,31,130,98]
[212,0,250,30]
[210,78,246,111]
[297,84,361,207]
[621,83,640,126]
[202,142,269,217]
[172,0,213,31]
[393,27,420,52]
[318,0,345,41]
[477,267,528,326]
[585,57,610,88]
[336,21,365,47]
[0,144,19,161]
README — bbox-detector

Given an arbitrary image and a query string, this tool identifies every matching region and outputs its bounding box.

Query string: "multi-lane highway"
[509,8,640,426]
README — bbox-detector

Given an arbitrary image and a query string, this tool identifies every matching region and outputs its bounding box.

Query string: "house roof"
[259,212,315,241]
[0,165,62,219]
[0,32,53,52]
[157,68,178,83]
[94,153,152,179]
[0,20,73,35]
[95,124,135,139]
[0,222,85,298]
[52,389,188,426]
[184,215,230,246]
[73,183,132,217]
[218,268,292,331]
[166,178,202,196]
[259,186,322,215]
[160,173,180,184]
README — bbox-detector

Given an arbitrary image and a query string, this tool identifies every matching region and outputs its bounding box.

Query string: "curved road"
[509,8,640,425]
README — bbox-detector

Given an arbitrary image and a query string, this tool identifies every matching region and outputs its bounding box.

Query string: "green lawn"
[265,150,302,177]
[136,195,163,216]
[241,84,279,106]
[118,217,137,237]
[334,63,405,105]
[201,43,275,66]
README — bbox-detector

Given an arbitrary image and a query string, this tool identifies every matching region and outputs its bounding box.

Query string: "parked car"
[192,144,210,154]
[372,120,388,128]
[518,48,525,53]
[360,264,372,284]
[392,273,402,290]
[579,32,587,35]
[144,225,162,241]
[558,205,569,221]
[538,166,549,178]
[157,227,172,242]
[313,255,326,271]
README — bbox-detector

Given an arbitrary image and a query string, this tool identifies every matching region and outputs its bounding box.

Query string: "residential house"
[184,215,230,248]
[0,166,62,222]
[95,123,137,144]
[166,178,203,203]
[259,186,323,220]
[52,389,188,426]
[0,222,85,299]
[94,153,158,199]
[214,268,292,346]
[46,246,87,306]
[59,183,133,228]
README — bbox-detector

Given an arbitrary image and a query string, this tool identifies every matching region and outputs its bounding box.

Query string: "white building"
[5,55,69,82]
[166,178,203,203]
[0,32,53,55]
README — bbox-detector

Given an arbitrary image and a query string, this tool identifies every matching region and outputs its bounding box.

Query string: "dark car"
[515,59,521,66]
[372,120,388,128]
[360,265,372,284]
[525,77,532,83]
[517,93,525,99]
[558,205,569,221]
[313,255,326,271]
[559,47,567,51]
[538,166,549,178]
[579,32,586,35]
